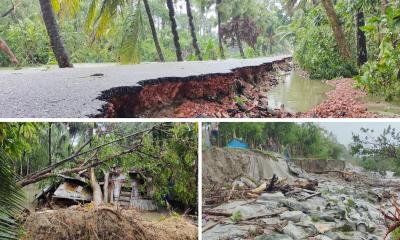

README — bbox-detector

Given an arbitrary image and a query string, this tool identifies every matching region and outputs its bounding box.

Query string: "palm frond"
[119,0,143,64]
[0,151,24,240]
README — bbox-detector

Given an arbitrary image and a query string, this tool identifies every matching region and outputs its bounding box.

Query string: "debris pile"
[22,205,197,240]
[202,149,400,240]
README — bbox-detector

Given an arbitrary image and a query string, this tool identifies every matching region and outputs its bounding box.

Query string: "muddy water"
[363,95,400,117]
[267,71,333,112]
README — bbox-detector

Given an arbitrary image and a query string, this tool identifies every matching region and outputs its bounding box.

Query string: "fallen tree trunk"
[103,170,110,203]
[17,144,141,187]
[18,125,159,187]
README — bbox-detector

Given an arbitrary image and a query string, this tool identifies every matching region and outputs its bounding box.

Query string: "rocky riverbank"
[202,158,399,239]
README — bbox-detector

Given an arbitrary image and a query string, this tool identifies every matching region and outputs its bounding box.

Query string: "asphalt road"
[0,55,291,118]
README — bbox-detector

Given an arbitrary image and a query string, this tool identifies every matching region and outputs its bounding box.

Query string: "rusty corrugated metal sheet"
[53,181,92,201]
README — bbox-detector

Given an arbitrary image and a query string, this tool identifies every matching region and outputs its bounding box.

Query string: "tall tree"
[216,0,225,58]
[320,0,352,61]
[166,0,183,61]
[185,0,202,60]
[143,0,165,62]
[38,0,73,68]
[356,8,367,66]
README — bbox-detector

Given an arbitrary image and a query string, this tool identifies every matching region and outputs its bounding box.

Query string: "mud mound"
[202,147,293,186]
[22,205,197,240]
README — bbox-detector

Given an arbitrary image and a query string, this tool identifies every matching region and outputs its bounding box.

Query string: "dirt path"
[300,78,377,118]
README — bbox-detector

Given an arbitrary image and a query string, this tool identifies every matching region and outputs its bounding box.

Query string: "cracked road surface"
[0,56,290,118]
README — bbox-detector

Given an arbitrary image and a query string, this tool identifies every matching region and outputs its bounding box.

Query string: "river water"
[363,95,400,117]
[267,71,333,112]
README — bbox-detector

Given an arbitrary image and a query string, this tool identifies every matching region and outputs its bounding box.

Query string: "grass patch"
[230,211,243,223]
[251,149,279,161]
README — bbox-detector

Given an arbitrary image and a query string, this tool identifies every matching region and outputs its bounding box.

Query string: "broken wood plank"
[300,192,321,201]
[202,210,232,217]
[250,182,267,194]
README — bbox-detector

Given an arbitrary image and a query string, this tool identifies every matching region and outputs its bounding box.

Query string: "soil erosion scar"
[96,57,293,118]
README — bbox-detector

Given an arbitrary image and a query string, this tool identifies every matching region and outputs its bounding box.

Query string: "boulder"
[279,199,311,213]
[283,222,308,240]
[255,233,293,240]
[280,211,306,223]
[260,192,286,201]
[202,224,257,240]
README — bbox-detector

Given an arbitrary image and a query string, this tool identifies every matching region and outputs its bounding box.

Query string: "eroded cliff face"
[97,58,292,118]
[202,147,293,186]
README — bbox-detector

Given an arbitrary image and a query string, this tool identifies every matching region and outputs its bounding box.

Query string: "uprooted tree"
[1,122,198,208]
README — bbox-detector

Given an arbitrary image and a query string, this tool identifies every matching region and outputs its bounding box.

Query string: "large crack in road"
[0,56,291,118]
[98,58,293,118]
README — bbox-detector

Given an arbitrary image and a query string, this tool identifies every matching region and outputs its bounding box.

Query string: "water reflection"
[267,71,333,112]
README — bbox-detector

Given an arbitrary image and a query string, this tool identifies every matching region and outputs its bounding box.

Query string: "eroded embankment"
[300,78,377,118]
[97,58,292,118]
[202,147,293,186]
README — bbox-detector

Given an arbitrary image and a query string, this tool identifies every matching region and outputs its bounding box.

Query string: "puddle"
[267,71,333,112]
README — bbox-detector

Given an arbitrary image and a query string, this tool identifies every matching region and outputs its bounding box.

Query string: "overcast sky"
[317,122,400,146]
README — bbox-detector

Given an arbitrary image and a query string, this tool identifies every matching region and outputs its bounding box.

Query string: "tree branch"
[17,143,142,187]
[17,124,161,186]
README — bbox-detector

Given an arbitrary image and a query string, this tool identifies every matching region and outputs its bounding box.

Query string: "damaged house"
[35,167,157,211]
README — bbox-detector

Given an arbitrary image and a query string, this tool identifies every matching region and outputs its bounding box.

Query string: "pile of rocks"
[203,172,398,240]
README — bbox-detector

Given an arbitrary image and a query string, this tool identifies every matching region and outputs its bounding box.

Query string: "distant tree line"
[215,122,346,160]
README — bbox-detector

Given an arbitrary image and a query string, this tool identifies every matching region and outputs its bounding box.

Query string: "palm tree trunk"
[166,0,183,61]
[356,9,367,66]
[185,0,202,60]
[380,0,387,41]
[321,0,351,61]
[236,33,245,58]
[143,0,165,62]
[39,0,73,68]
[216,0,225,59]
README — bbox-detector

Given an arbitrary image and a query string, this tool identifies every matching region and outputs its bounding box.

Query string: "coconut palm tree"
[0,155,24,240]
[185,0,202,60]
[284,0,352,61]
[143,0,165,62]
[320,0,352,61]
[166,0,183,61]
[38,0,73,68]
[216,0,225,58]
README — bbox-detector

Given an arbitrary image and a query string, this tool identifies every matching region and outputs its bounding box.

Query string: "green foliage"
[291,5,356,79]
[0,122,198,211]
[356,4,400,100]
[230,211,243,223]
[351,125,400,175]
[217,122,345,160]
[311,215,320,222]
[0,153,24,240]
[0,124,35,239]
[391,227,400,240]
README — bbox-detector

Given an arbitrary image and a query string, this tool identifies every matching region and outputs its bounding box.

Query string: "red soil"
[301,78,377,118]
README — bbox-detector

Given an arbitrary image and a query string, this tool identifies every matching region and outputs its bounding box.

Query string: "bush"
[355,6,400,101]
[291,6,357,80]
